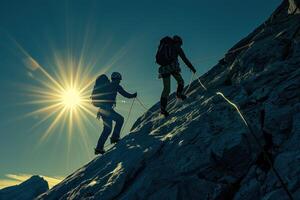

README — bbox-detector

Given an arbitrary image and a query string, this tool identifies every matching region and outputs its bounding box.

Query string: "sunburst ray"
[9,36,119,158]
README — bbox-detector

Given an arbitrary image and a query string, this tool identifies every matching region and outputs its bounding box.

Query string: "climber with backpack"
[156,35,197,117]
[91,72,137,155]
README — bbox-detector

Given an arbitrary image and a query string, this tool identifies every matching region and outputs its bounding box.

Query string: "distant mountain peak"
[0,175,48,200]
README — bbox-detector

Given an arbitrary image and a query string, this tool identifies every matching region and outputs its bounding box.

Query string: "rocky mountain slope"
[37,1,300,199]
[0,175,48,200]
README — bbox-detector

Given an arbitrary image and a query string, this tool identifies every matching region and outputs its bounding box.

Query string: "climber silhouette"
[91,72,137,155]
[156,35,197,117]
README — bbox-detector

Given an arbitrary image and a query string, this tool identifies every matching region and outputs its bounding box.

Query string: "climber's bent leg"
[110,109,124,142]
[96,115,112,151]
[172,72,186,100]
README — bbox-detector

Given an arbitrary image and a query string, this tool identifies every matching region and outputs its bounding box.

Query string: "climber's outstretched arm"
[179,48,196,73]
[117,85,137,99]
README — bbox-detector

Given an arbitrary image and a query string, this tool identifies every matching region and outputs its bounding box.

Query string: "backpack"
[155,36,177,66]
[91,74,111,107]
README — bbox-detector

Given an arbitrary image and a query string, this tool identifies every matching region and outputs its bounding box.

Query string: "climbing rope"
[195,72,207,91]
[103,97,153,151]
[136,97,154,114]
[193,74,294,200]
[194,41,254,64]
[226,41,254,55]
[120,98,136,136]
[184,72,196,95]
[103,98,136,150]
[216,91,293,200]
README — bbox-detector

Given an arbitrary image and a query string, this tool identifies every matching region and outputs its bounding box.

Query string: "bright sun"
[61,88,82,109]
[22,53,107,149]
[10,30,120,158]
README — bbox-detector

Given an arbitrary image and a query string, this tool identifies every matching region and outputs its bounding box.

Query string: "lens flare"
[8,31,130,159]
[18,51,112,157]
[61,88,82,109]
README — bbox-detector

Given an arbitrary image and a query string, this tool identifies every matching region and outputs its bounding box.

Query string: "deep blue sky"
[0,0,281,182]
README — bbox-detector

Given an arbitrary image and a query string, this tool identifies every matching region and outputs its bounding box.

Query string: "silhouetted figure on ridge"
[91,72,137,155]
[156,35,197,117]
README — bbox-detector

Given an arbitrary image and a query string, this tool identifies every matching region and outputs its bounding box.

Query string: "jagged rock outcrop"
[37,1,300,199]
[289,0,300,14]
[0,175,49,200]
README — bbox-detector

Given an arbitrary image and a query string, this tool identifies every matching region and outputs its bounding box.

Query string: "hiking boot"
[94,148,105,155]
[160,109,170,117]
[176,94,187,100]
[110,137,120,144]
[160,97,169,117]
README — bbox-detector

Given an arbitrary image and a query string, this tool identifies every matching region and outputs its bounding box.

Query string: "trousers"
[161,72,184,98]
[96,108,124,150]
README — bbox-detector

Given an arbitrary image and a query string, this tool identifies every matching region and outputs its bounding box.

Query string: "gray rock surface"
[37,1,300,199]
[289,0,300,14]
[0,175,49,200]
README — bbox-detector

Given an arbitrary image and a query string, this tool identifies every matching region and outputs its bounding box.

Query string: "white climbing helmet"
[111,72,122,80]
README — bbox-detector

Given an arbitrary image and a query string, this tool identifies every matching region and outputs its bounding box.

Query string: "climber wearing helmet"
[94,72,137,155]
[156,35,197,117]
